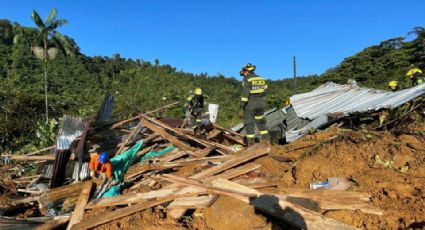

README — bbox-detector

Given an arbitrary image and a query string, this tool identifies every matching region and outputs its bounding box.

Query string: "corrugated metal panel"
[28,183,49,191]
[96,94,114,121]
[290,81,425,120]
[72,162,90,180]
[56,116,86,150]
[41,162,54,179]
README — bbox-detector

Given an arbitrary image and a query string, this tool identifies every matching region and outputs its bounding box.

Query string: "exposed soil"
[90,125,425,230]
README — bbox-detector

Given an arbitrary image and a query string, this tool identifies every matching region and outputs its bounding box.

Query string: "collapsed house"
[0,81,423,229]
[234,80,425,142]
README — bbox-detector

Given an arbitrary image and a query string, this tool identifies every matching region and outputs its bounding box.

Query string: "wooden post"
[66,181,93,230]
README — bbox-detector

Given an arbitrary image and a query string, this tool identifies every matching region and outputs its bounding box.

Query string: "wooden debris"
[211,179,357,230]
[66,181,93,230]
[86,187,205,209]
[140,116,196,152]
[72,198,173,230]
[276,189,383,215]
[191,141,270,180]
[111,101,179,129]
[34,216,70,230]
[168,195,218,210]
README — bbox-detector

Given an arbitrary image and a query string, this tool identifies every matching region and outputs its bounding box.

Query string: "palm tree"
[31,8,72,123]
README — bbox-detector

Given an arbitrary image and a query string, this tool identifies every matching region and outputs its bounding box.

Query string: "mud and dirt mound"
[266,128,425,229]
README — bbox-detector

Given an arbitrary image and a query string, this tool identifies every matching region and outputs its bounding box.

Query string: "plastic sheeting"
[290,81,425,120]
[140,145,176,162]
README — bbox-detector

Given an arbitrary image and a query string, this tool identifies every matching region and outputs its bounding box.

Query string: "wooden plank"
[193,146,216,157]
[116,120,144,154]
[168,195,217,210]
[25,145,56,156]
[142,115,235,153]
[86,187,205,209]
[210,179,357,230]
[206,129,221,140]
[161,174,258,199]
[159,149,187,163]
[191,141,270,180]
[276,189,382,215]
[213,123,245,138]
[72,198,172,230]
[140,117,196,152]
[204,163,260,183]
[222,133,245,146]
[34,216,70,230]
[111,101,179,129]
[66,181,93,230]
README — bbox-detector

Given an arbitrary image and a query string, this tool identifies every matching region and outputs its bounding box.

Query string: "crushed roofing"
[290,81,425,120]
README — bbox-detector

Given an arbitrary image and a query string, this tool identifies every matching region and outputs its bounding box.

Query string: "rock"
[204,196,267,230]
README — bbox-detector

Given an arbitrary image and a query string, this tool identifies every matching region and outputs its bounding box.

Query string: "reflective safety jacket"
[89,154,112,178]
[240,73,268,106]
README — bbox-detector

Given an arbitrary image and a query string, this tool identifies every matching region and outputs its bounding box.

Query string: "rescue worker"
[239,63,269,146]
[89,151,112,179]
[406,66,424,86]
[388,80,399,91]
[184,88,210,135]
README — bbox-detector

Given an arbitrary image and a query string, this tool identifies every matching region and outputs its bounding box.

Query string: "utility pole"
[293,56,297,88]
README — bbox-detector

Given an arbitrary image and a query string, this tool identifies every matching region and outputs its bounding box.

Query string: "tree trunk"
[44,39,49,123]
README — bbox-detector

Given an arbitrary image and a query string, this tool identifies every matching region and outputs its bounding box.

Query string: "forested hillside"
[0,18,424,152]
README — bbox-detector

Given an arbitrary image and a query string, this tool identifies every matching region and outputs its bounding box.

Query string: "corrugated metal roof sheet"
[96,94,114,121]
[290,81,425,120]
[56,116,86,150]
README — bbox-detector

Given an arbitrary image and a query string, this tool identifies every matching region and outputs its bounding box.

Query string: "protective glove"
[90,170,95,178]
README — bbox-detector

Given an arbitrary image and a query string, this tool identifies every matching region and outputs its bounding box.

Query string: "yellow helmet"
[194,88,202,95]
[242,63,256,72]
[388,80,398,90]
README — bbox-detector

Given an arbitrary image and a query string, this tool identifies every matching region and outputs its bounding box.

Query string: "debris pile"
[1,81,424,229]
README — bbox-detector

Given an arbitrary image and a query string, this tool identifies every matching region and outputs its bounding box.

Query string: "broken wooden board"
[140,117,196,152]
[168,195,217,210]
[39,179,101,211]
[276,189,383,215]
[213,123,245,138]
[72,198,172,230]
[66,181,92,230]
[111,101,179,129]
[210,179,357,230]
[34,216,70,230]
[142,115,235,153]
[204,162,260,183]
[190,141,270,180]
[86,187,205,209]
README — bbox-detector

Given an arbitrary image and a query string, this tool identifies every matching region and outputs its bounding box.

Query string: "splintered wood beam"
[190,141,270,180]
[140,117,196,152]
[111,101,179,129]
[141,115,235,153]
[34,216,70,230]
[116,120,144,155]
[168,195,218,210]
[213,123,244,138]
[85,187,205,209]
[210,179,357,230]
[66,181,93,230]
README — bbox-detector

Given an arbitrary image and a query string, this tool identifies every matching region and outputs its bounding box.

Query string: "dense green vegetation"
[0,16,424,152]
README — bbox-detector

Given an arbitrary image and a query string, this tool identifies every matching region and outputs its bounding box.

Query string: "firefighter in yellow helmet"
[184,88,210,135]
[406,66,424,87]
[239,63,269,146]
[388,80,399,91]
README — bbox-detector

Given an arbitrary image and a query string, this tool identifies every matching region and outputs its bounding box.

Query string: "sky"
[1,0,424,80]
